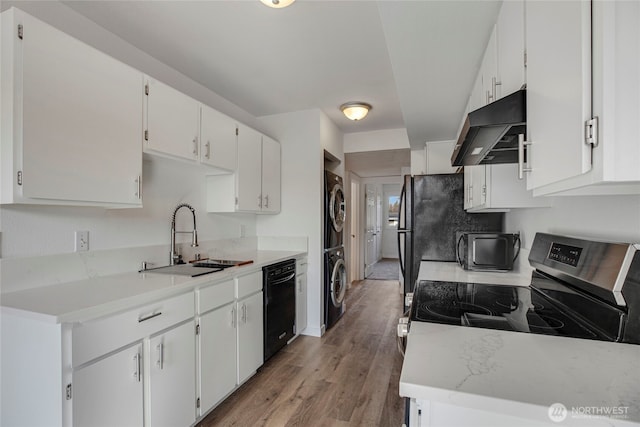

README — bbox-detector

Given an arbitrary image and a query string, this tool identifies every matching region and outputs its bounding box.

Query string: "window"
[387,195,400,227]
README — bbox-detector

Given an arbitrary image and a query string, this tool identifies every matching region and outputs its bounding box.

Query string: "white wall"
[257,109,332,337]
[343,128,409,153]
[505,194,640,249]
[426,140,458,174]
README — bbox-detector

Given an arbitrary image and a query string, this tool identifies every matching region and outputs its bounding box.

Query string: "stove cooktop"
[410,277,626,342]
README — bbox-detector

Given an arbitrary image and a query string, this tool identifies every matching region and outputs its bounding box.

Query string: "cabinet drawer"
[198,279,235,314]
[236,271,262,299]
[72,292,194,367]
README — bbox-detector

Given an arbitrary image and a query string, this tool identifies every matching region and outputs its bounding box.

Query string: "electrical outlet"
[75,231,89,252]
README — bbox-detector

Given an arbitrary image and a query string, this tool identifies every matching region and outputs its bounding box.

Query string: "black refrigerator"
[397,174,504,299]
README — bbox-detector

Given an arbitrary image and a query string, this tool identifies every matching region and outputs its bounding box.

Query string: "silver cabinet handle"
[156,343,164,370]
[133,353,141,382]
[193,137,199,156]
[231,306,236,328]
[492,76,502,101]
[258,195,262,209]
[518,134,533,180]
[264,195,269,209]
[135,176,142,199]
[138,312,162,323]
[242,303,247,323]
[205,141,211,159]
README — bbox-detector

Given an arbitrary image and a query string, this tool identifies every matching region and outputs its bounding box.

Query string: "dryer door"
[330,258,347,307]
[329,183,346,233]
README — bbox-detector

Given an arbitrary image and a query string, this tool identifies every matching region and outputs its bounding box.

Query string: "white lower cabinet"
[73,343,144,427]
[237,291,264,384]
[148,321,197,427]
[296,258,308,336]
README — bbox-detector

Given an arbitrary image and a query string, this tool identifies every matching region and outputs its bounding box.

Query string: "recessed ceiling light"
[340,102,372,121]
[260,0,295,9]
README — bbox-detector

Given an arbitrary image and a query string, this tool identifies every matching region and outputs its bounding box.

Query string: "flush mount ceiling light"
[340,102,372,121]
[260,0,295,8]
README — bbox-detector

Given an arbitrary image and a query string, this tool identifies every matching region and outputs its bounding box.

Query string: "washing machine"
[324,246,346,329]
[324,170,345,250]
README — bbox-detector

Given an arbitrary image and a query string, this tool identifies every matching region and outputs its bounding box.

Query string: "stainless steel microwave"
[456,232,521,271]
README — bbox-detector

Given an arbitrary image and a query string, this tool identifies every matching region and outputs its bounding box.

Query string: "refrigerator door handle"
[397,229,409,279]
[398,182,407,230]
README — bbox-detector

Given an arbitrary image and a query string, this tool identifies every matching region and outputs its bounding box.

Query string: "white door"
[525,0,592,190]
[19,11,142,205]
[236,125,262,212]
[148,321,196,427]
[349,175,363,284]
[200,105,237,171]
[73,344,143,427]
[145,77,200,161]
[261,136,281,213]
[199,303,237,414]
[237,291,264,384]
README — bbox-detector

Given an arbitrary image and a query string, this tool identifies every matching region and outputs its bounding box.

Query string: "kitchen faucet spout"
[170,203,198,265]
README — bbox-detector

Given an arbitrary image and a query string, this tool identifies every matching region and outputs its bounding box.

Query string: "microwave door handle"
[456,234,465,266]
[513,234,522,262]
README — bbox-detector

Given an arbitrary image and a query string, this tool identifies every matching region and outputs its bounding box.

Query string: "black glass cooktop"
[410,276,626,341]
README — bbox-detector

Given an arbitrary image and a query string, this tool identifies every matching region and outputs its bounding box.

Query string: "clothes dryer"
[324,246,346,329]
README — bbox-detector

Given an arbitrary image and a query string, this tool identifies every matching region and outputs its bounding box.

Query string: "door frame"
[347,172,363,285]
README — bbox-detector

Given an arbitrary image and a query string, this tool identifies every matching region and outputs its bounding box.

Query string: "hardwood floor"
[199,279,405,427]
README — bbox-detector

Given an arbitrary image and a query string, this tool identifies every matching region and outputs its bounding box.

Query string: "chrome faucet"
[170,203,198,265]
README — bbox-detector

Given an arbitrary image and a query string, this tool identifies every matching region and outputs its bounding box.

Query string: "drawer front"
[236,271,262,299]
[72,292,194,367]
[198,279,235,314]
[296,258,308,274]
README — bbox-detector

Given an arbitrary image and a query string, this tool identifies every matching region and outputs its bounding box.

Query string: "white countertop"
[401,259,640,426]
[0,250,304,324]
[417,255,534,287]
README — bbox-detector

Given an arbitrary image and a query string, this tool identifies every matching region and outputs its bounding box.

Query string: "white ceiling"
[53,0,500,150]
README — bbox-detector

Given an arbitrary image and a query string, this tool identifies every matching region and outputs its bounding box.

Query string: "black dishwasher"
[263,259,296,362]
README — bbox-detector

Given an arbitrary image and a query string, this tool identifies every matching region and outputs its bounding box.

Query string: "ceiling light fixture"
[260,0,295,8]
[340,102,372,121]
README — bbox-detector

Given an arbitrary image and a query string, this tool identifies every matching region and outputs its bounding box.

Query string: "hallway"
[199,279,405,426]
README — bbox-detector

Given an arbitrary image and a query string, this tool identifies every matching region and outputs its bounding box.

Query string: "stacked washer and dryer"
[324,170,347,329]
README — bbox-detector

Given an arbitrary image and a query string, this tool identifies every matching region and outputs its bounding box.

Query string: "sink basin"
[193,259,253,268]
[141,264,224,277]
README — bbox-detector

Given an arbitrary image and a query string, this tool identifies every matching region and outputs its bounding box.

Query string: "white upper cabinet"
[524,0,640,195]
[144,76,200,162]
[200,105,237,171]
[236,125,264,211]
[1,8,143,207]
[496,0,525,98]
[524,0,593,192]
[480,25,498,106]
[206,127,281,214]
[261,135,281,214]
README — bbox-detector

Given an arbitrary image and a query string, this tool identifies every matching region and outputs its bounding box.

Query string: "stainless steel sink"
[140,263,224,277]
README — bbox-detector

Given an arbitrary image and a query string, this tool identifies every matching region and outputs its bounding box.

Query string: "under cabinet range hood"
[451,89,526,166]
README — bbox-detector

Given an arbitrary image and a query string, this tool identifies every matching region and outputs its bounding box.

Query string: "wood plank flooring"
[198,279,405,427]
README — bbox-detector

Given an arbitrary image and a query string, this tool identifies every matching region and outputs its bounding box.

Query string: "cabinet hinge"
[196,397,201,409]
[195,323,200,335]
[235,127,239,136]
[17,171,23,186]
[66,383,72,401]
[145,83,149,96]
[144,130,149,141]
[523,50,527,68]
[585,117,599,147]
[17,24,23,40]
[235,197,238,206]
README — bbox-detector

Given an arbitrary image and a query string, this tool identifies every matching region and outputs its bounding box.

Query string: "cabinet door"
[17,11,142,205]
[496,0,525,98]
[261,136,281,213]
[199,303,237,414]
[480,25,498,105]
[525,0,592,190]
[200,105,237,171]
[237,291,264,384]
[145,77,200,161]
[236,125,263,212]
[148,321,196,427]
[296,272,307,335]
[73,344,143,427]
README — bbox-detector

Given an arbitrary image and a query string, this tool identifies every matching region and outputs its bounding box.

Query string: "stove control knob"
[397,318,409,338]
[405,292,414,307]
